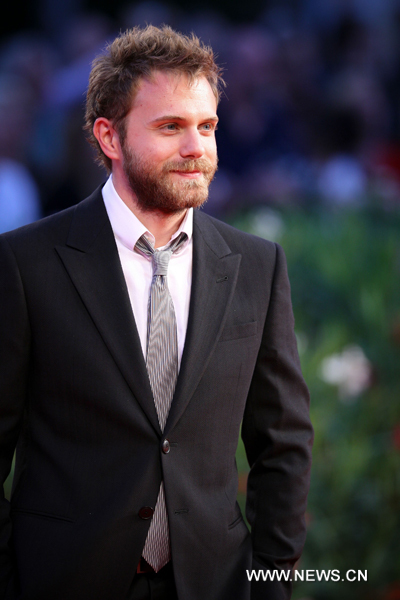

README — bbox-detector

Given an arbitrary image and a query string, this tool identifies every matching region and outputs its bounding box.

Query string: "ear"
[93,118,122,162]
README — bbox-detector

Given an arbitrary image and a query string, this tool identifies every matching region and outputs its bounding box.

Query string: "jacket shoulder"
[0,186,104,251]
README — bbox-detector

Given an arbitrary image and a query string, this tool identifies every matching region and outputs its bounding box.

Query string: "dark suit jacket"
[0,187,313,600]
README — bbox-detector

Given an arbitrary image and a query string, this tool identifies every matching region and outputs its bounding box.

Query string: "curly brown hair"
[84,25,224,172]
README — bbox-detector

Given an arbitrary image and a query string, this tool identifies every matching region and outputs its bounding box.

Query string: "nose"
[179,129,205,159]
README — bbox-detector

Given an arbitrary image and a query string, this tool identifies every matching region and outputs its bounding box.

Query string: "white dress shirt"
[102,175,193,367]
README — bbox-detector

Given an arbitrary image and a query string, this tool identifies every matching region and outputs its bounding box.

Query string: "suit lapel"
[55,192,240,437]
[55,188,161,436]
[164,211,241,434]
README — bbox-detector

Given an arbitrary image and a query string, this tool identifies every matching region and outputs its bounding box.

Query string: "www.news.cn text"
[247,569,368,583]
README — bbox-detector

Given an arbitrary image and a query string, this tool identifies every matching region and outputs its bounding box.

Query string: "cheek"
[206,142,218,164]
[125,130,175,161]
[146,140,179,164]
[206,149,218,165]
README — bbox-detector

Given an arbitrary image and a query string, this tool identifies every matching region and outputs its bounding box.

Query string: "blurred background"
[1,0,400,598]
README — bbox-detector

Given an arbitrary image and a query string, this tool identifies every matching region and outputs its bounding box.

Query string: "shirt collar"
[102,175,193,252]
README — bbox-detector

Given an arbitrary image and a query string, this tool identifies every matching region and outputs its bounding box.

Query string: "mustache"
[162,158,218,175]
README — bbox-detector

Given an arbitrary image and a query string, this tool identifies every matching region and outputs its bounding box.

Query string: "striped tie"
[135,232,188,572]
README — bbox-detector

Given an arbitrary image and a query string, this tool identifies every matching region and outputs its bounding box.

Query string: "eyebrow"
[149,114,219,124]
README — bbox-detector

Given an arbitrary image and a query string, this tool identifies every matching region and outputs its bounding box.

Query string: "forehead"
[129,71,217,119]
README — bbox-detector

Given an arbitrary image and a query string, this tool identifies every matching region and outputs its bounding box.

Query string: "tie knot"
[152,248,172,276]
[135,232,188,277]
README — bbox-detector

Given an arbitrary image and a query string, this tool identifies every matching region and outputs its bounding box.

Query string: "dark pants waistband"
[129,560,177,600]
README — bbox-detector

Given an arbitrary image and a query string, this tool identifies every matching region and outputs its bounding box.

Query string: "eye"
[162,123,179,131]
[200,123,217,132]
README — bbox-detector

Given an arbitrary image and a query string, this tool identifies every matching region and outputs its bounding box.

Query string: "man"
[0,26,313,600]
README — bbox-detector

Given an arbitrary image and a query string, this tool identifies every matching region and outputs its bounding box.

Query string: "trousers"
[127,562,178,600]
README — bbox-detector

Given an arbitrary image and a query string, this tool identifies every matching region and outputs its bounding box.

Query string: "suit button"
[138,507,154,520]
[162,439,170,454]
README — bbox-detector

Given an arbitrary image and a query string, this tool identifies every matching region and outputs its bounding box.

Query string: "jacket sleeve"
[0,236,31,599]
[242,243,313,600]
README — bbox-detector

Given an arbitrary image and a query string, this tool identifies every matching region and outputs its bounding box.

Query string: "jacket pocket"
[228,509,244,530]
[219,321,258,343]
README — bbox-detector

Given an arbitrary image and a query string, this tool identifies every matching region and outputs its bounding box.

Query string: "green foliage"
[233,204,400,600]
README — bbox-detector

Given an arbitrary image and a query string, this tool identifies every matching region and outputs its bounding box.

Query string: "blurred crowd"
[2,0,400,231]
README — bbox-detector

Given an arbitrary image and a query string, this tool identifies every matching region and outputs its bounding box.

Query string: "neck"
[112,170,187,248]
[134,207,187,248]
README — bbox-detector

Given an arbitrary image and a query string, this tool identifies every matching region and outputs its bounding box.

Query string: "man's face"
[118,70,218,214]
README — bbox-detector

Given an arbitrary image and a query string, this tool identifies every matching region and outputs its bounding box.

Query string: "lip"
[170,170,202,179]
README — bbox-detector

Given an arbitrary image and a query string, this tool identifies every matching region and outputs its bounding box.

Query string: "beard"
[121,142,218,214]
